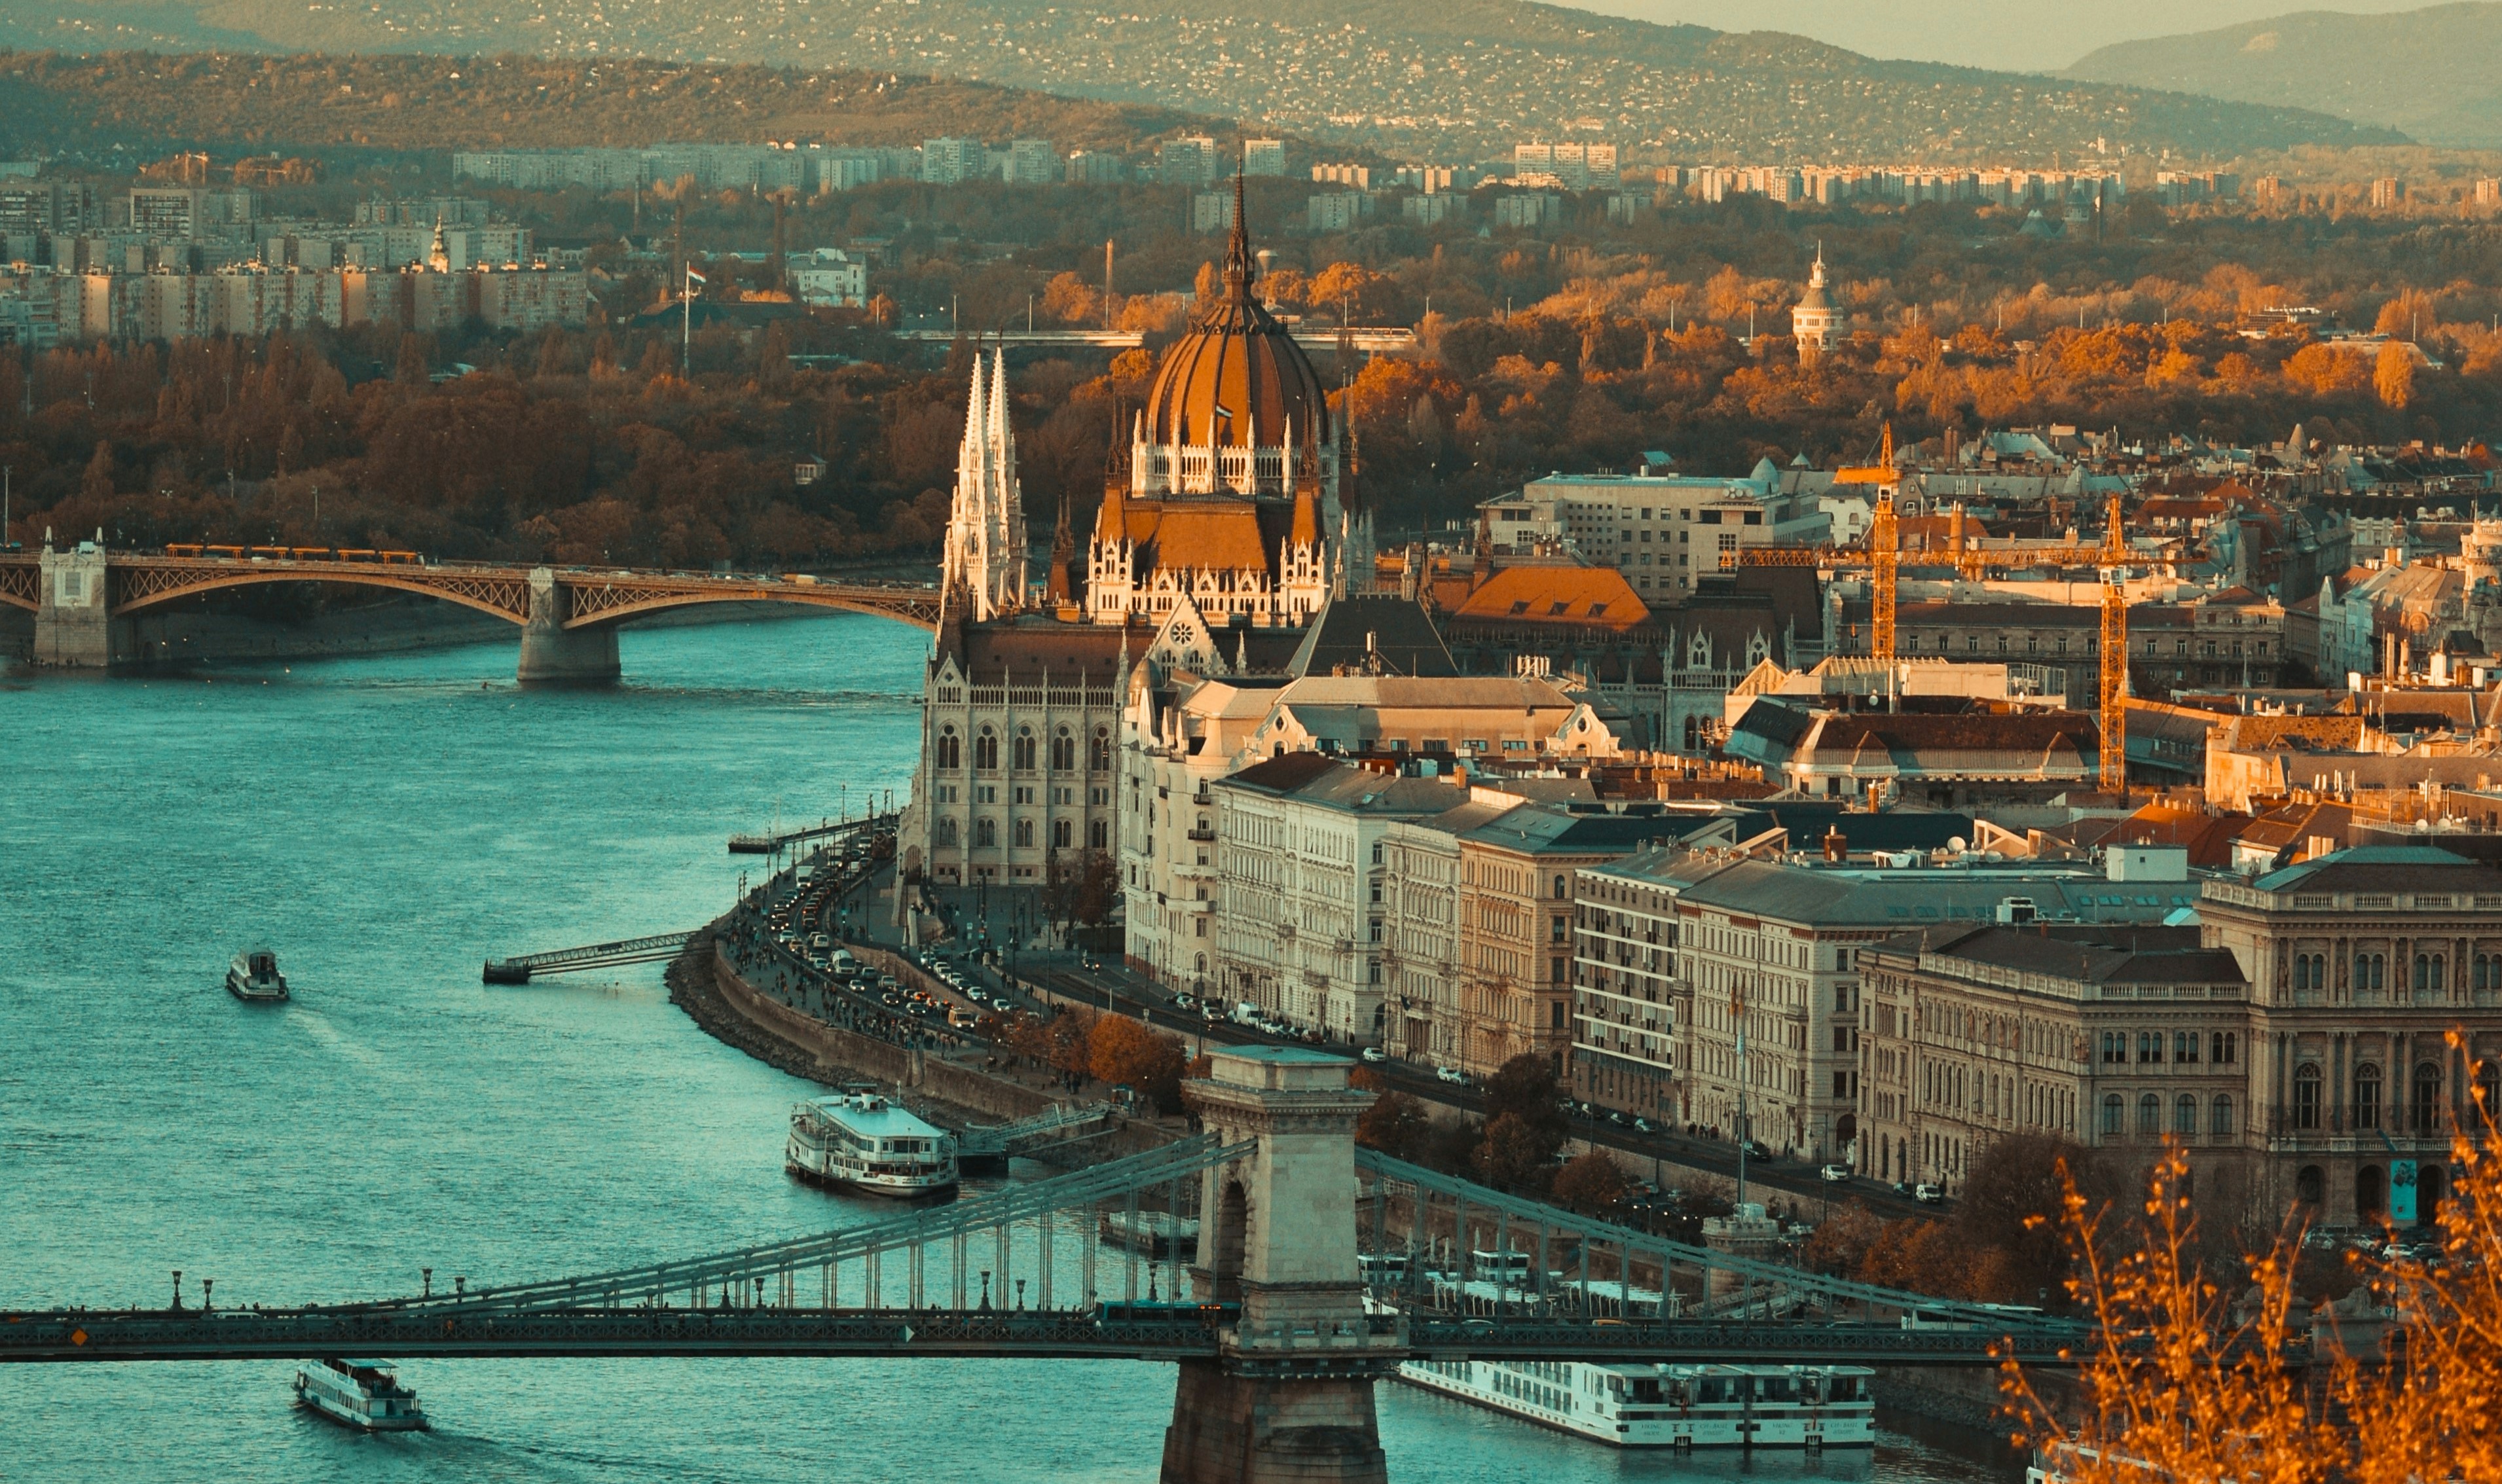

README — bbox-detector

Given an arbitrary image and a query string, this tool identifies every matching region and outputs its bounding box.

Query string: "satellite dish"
[1947,836,1970,854]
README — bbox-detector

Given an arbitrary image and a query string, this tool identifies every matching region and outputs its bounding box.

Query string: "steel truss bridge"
[0,1135,2086,1370]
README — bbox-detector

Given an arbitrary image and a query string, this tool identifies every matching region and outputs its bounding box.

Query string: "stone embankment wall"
[667,929,1177,1165]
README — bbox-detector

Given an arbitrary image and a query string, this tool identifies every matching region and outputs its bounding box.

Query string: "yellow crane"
[1725,429,2140,795]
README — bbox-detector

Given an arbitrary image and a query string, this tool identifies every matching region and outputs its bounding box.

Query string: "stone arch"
[2357,1163,2387,1221]
[2420,1163,2448,1227]
[1207,1177,1250,1305]
[2295,1164,2323,1207]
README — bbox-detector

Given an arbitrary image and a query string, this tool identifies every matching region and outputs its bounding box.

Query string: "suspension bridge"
[0,1048,2087,1483]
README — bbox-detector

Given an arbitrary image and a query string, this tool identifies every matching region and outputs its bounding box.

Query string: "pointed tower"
[940,348,1029,621]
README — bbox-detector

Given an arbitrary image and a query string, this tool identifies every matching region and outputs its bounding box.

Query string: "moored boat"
[785,1090,959,1199]
[294,1358,426,1431]
[1397,1356,1875,1449]
[227,947,289,1002]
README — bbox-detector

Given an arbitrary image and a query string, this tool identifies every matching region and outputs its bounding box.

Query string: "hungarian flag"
[686,268,708,285]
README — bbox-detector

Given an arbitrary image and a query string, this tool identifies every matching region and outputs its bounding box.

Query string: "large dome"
[1142,188,1332,450]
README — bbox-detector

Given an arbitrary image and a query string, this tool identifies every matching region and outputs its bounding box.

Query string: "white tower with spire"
[942,348,1030,621]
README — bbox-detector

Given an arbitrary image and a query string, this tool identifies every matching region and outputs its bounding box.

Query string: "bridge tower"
[1163,1046,1398,1484]
[33,540,115,668]
[517,567,621,683]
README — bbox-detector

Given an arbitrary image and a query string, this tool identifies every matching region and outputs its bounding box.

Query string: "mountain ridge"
[2064,2,2502,149]
[3,0,2402,160]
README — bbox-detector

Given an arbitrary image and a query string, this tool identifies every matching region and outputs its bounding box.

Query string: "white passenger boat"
[227,947,289,1002]
[785,1090,959,1199]
[294,1358,427,1431]
[1398,1356,1875,1449]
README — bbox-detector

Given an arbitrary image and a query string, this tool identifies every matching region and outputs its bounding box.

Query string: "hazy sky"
[1560,0,2434,69]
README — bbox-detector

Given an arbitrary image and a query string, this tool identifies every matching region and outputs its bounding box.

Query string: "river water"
[0,617,2019,1483]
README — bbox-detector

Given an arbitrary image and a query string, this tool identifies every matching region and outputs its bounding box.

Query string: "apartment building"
[1454,810,1686,1077]
[1477,472,1827,602]
[1380,795,1524,1066]
[1242,140,1286,177]
[1858,923,2249,1197]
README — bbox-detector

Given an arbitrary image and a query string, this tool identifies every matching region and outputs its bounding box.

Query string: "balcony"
[1187,827,1216,842]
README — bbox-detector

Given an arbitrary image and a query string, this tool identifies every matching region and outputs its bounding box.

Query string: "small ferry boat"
[785,1091,959,1199]
[227,947,289,1003]
[294,1358,427,1431]
[1397,1357,1875,1449]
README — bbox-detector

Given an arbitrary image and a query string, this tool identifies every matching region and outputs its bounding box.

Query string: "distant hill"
[1,0,2402,161]
[0,52,1217,158]
[2064,3,2502,148]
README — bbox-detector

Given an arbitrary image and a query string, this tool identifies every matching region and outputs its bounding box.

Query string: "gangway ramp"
[482,931,697,985]
[957,1103,1121,1172]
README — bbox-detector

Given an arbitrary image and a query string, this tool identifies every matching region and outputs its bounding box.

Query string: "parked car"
[1434,1066,1467,1085]
[1914,1183,1945,1204]
[1359,1047,1386,1064]
[1820,1164,1852,1183]
[1172,992,1198,1011]
[1632,1118,1654,1134]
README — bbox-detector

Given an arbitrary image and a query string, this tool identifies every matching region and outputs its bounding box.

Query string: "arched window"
[1014,727,1037,771]
[2294,954,2313,992]
[2353,1063,2382,1131]
[2353,952,2384,992]
[2416,953,2447,992]
[2357,1165,2386,1219]
[1090,727,1112,772]
[935,818,959,846]
[2294,1064,2323,1131]
[974,727,999,772]
[1052,728,1075,772]
[2212,1094,2234,1138]
[1553,874,1568,900]
[1053,818,1072,848]
[2176,1093,2199,1137]
[1014,818,1035,848]
[2413,1062,2444,1133]
[2482,1062,2502,1121]
[936,727,961,770]
[2295,1164,2323,1206]
[2213,1031,2238,1065]
[1090,820,1109,849]
[2139,1093,2162,1135]
[974,817,996,847]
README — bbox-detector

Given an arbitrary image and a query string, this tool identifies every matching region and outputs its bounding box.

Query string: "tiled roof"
[1453,564,1650,630]
[2244,845,2499,895]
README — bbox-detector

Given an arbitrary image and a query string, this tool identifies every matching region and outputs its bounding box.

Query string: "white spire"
[941,346,1029,621]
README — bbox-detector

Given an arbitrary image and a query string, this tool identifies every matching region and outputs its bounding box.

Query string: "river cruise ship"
[294,1358,427,1431]
[1399,1357,1875,1449]
[227,947,289,1002]
[785,1091,959,1199]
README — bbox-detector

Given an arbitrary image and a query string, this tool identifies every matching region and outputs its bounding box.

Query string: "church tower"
[942,348,1030,621]
[1792,245,1846,366]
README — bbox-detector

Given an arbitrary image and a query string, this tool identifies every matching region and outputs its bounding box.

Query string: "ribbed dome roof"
[1143,181,1332,450]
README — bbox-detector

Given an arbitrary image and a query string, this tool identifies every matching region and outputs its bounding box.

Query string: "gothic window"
[1687,634,1711,668]
[2294,1064,2323,1131]
[1015,818,1035,848]
[2139,1092,2163,1135]
[1090,728,1112,772]
[1014,727,1037,771]
[2176,1094,2199,1137]
[974,727,999,772]
[936,818,959,846]
[1052,729,1076,772]
[975,818,997,848]
[1746,635,1769,665]
[1053,818,1072,848]
[2212,1095,2234,1138]
[1090,820,1109,849]
[2353,1064,2382,1130]
[2101,1094,2123,1136]
[936,727,961,770]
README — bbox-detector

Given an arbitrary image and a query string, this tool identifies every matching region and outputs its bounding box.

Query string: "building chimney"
[1822,825,1847,862]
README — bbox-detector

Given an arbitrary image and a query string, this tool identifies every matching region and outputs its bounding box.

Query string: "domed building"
[1792,246,1847,366]
[1087,178,1373,625]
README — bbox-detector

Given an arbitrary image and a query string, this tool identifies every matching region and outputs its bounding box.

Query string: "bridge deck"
[0,1308,2077,1367]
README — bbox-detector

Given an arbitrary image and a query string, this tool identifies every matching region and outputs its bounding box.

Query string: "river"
[0,615,2021,1483]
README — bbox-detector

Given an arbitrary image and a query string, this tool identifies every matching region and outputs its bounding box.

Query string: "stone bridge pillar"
[1162,1047,1397,1484]
[517,568,619,684]
[33,543,114,668]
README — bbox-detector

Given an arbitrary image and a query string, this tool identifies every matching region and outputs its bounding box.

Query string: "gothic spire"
[1222,169,1253,302]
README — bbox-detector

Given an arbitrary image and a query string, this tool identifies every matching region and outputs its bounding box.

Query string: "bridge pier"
[1162,1047,1395,1484]
[517,568,620,684]
[33,543,117,668]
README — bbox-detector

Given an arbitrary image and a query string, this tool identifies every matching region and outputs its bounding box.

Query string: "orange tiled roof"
[1453,564,1649,630]
[1145,503,1274,573]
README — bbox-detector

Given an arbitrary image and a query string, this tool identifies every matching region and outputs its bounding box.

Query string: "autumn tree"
[2376,340,2416,410]
[1552,1151,1631,1217]
[1089,1012,1187,1111]
[1800,1201,1885,1276]
[1355,1089,1432,1162]
[1474,1112,1558,1193]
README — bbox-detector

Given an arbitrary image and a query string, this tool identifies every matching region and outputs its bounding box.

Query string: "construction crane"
[1936,491,2138,795]
[1722,424,1902,658]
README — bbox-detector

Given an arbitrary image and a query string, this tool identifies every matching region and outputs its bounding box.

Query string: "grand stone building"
[1859,846,2502,1226]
